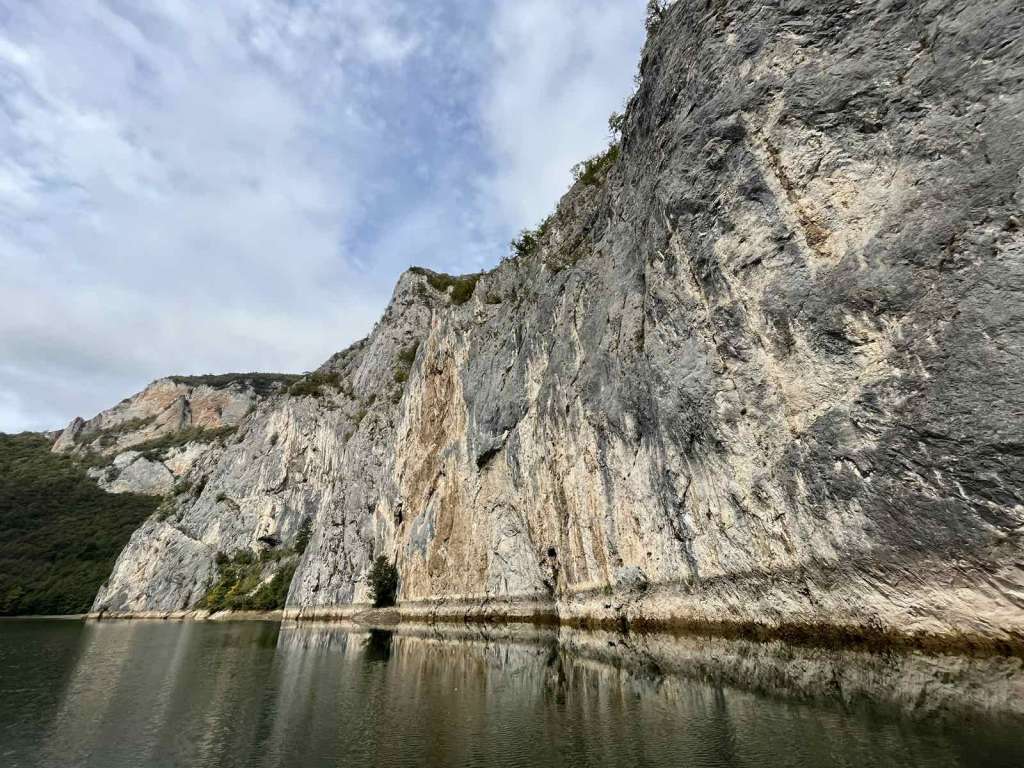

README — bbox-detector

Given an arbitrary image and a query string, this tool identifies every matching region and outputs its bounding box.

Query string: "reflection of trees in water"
[542,645,567,706]
[363,628,393,663]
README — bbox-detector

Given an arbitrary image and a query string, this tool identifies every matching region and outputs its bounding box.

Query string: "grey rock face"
[53,376,262,459]
[88,452,174,495]
[82,0,1024,642]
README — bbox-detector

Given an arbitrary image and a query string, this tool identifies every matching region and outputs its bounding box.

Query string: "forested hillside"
[0,433,158,614]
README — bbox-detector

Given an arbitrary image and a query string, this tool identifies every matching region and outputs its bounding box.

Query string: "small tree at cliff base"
[367,556,398,608]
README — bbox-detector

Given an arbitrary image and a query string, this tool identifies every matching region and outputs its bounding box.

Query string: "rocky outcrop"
[69,0,1024,647]
[53,375,271,457]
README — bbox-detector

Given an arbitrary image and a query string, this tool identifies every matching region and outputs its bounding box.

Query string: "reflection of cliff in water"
[278,621,1024,720]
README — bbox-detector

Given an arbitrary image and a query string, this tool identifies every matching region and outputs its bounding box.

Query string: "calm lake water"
[1,619,1022,768]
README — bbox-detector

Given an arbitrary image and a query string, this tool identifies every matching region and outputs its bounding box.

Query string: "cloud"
[0,0,647,432]
[481,0,646,229]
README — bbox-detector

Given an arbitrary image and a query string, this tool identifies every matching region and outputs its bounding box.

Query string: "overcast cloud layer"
[0,0,646,432]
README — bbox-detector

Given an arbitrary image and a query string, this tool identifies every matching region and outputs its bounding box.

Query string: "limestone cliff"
[59,0,1024,646]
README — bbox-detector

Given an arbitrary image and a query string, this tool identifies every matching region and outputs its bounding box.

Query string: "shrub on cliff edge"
[367,556,398,608]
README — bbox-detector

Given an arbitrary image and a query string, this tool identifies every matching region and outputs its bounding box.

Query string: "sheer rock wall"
[67,0,1024,644]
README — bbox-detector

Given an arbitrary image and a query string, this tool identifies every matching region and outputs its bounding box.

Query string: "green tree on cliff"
[367,556,398,608]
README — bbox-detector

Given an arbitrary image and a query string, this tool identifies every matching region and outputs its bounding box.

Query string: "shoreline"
[8,605,1016,660]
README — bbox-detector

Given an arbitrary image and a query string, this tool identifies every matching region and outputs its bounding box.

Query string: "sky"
[0,0,648,432]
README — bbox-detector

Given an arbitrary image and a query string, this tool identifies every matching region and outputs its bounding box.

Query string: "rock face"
[70,0,1024,644]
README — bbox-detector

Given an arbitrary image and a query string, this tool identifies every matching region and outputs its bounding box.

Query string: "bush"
[449,276,479,304]
[132,425,238,460]
[571,144,620,187]
[510,215,553,260]
[154,498,176,522]
[288,369,342,398]
[397,342,419,368]
[199,549,295,612]
[169,373,302,395]
[367,556,398,608]
[294,519,312,555]
[234,549,255,565]
[608,110,626,139]
[247,562,297,610]
[409,267,481,305]
[645,0,669,33]
[393,342,419,386]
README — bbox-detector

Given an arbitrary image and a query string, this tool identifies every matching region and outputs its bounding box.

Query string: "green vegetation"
[132,425,238,460]
[288,369,342,398]
[0,433,160,615]
[169,373,302,395]
[607,110,626,137]
[409,267,482,305]
[199,549,297,613]
[571,144,621,187]
[294,519,312,555]
[510,215,553,260]
[394,342,419,385]
[154,497,177,522]
[352,395,375,427]
[105,415,156,433]
[645,0,669,33]
[504,110,624,266]
[367,555,399,608]
[397,342,419,369]
[80,415,157,448]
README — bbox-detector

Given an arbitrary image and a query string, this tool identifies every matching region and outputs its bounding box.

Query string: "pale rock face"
[88,452,174,495]
[162,442,214,477]
[78,0,1024,643]
[52,376,266,459]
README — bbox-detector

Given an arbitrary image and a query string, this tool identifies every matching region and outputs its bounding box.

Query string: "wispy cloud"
[0,0,645,431]
[481,0,645,228]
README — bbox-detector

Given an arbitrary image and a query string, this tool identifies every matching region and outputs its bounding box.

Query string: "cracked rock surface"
[60,0,1024,643]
